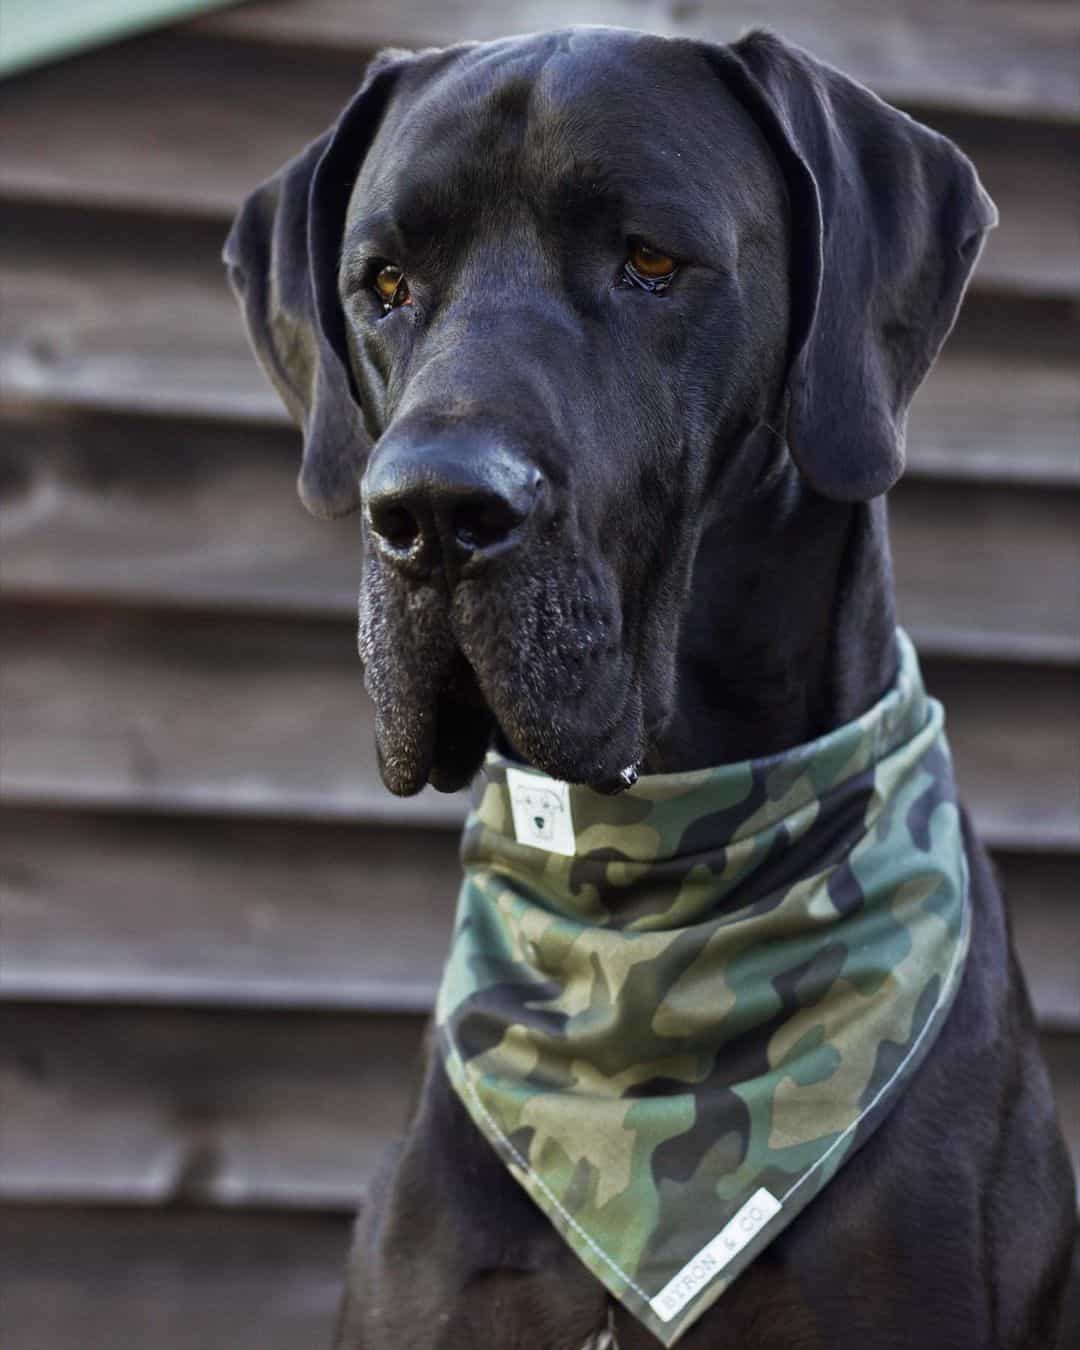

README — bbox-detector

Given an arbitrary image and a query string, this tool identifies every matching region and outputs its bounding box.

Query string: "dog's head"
[225,28,994,796]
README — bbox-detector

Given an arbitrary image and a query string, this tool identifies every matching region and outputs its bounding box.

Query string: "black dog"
[226,28,1075,1348]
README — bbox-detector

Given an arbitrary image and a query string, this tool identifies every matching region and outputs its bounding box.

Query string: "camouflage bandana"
[436,630,970,1346]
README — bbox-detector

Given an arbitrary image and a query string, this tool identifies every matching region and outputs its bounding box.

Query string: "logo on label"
[506,768,576,857]
[650,1188,781,1323]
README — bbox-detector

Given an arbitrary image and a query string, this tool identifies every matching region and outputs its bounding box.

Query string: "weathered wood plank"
[2,205,1078,484]
[0,208,277,423]
[0,35,1075,297]
[888,477,1080,664]
[0,34,361,218]
[1,808,1075,1029]
[0,1002,1074,1208]
[923,658,1080,851]
[0,1206,349,1350]
[905,294,1080,488]
[3,409,1076,660]
[996,854,1080,1034]
[930,112,1080,301]
[0,601,463,825]
[0,602,463,825]
[0,413,350,617]
[195,0,1080,123]
[0,809,459,1012]
[0,1002,423,1207]
[0,604,1076,847]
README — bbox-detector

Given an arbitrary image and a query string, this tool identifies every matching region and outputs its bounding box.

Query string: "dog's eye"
[373,263,411,311]
[624,241,677,291]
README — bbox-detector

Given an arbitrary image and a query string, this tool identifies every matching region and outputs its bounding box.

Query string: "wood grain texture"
[195,0,1080,122]
[0,1001,1074,1208]
[889,476,1080,663]
[996,854,1080,1034]
[0,412,348,616]
[0,1002,424,1206]
[904,294,1080,487]
[2,205,1078,483]
[1,808,1075,1029]
[0,1206,349,1350]
[0,35,1075,297]
[0,809,460,1012]
[3,409,1077,661]
[0,34,361,218]
[0,604,1077,847]
[921,658,1080,851]
[0,208,278,423]
[0,602,464,825]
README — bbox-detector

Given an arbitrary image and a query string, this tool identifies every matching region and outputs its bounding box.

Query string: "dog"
[225,28,1075,1349]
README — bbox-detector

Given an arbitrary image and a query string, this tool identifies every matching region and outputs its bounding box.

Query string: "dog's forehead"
[350,29,769,230]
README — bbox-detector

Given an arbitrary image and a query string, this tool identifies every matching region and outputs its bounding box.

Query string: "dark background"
[0,1,1077,1345]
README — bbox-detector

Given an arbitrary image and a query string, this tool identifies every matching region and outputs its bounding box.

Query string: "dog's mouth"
[359,556,649,797]
[425,652,496,794]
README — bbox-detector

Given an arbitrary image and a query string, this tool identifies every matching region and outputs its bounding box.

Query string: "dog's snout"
[364,436,542,575]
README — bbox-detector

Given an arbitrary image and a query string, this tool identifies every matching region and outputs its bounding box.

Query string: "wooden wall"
[1,2,1077,1344]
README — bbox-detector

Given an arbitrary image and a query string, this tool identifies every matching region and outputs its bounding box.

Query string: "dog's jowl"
[225,27,1076,1350]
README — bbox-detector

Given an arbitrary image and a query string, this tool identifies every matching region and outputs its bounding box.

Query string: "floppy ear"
[708,31,997,501]
[223,52,409,518]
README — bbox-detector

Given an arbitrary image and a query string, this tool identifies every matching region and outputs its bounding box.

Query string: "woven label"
[506,768,575,856]
[650,1189,782,1322]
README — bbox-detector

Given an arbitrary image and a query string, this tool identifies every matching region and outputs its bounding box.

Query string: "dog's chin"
[370,665,646,797]
[481,674,648,789]
[366,641,647,797]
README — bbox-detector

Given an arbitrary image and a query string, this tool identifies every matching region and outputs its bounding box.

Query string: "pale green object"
[0,0,246,78]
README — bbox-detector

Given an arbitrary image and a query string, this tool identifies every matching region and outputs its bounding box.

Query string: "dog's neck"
[651,458,898,773]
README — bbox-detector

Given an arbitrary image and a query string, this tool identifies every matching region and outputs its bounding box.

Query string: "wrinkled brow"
[343,159,628,262]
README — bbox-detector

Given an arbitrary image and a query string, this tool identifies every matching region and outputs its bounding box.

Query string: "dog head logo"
[511,784,564,842]
[504,769,576,856]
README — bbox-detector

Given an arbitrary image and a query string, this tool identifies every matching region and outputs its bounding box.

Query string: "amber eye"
[373,262,410,309]
[626,241,677,283]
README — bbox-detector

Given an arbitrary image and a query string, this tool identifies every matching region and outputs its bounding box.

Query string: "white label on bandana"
[506,768,576,857]
[650,1188,782,1322]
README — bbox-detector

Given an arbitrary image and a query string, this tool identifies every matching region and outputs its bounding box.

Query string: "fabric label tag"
[650,1188,782,1323]
[505,768,576,857]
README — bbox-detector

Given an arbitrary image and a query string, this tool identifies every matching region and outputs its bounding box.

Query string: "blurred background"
[0,2,1076,1346]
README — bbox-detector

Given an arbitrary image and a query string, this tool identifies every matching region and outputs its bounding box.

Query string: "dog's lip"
[368,629,644,795]
[367,638,494,796]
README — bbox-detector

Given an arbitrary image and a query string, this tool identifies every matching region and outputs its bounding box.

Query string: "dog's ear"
[709,31,997,501]
[223,51,410,518]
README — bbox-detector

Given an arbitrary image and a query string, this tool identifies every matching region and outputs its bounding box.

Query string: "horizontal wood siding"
[196,0,1080,122]
[0,1206,349,1350]
[2,408,1076,659]
[0,809,461,1011]
[0,2,1075,1337]
[2,809,1077,1027]
[5,209,1077,481]
[0,1002,1074,1209]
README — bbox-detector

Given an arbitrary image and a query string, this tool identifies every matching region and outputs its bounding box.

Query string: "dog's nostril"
[370,501,421,551]
[452,496,522,552]
[363,438,540,574]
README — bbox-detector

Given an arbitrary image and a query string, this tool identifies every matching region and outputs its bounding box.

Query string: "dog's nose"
[363,437,542,575]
